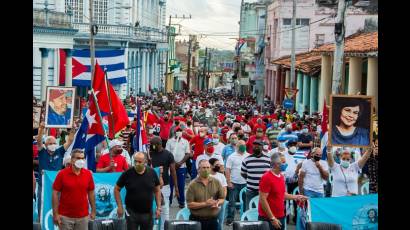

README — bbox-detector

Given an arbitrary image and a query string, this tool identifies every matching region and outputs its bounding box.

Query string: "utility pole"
[207,50,211,90]
[238,0,244,96]
[290,0,297,89]
[186,35,193,92]
[89,0,96,86]
[202,47,208,91]
[331,0,348,94]
[165,14,191,93]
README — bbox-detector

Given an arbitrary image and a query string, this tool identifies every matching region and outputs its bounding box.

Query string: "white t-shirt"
[283,152,298,181]
[226,152,249,184]
[300,159,329,193]
[211,172,228,187]
[330,162,361,197]
[242,124,252,133]
[214,142,226,156]
[196,153,224,169]
[268,147,288,158]
[165,137,190,168]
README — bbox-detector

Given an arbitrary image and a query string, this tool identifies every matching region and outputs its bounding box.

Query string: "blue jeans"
[259,216,286,230]
[304,189,324,198]
[227,183,246,221]
[170,167,187,206]
[191,160,198,179]
[244,189,259,212]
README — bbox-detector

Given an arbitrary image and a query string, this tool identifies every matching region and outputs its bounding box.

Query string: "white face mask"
[289,146,297,153]
[148,129,154,134]
[47,144,57,152]
[176,132,182,138]
[74,159,86,169]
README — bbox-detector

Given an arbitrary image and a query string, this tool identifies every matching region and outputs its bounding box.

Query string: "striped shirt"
[241,154,271,191]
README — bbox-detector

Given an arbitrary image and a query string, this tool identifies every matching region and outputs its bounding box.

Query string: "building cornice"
[33,26,78,36]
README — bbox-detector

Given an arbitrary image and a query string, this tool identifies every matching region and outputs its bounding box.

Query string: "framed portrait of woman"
[329,95,374,147]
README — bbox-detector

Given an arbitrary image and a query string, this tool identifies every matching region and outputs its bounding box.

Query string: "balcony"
[33,9,72,29]
[72,23,167,43]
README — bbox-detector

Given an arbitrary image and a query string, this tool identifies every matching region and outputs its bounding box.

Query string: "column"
[348,57,363,95]
[132,52,137,95]
[302,74,311,112]
[146,51,151,92]
[367,57,378,112]
[296,71,303,113]
[285,70,290,88]
[141,51,146,93]
[40,48,49,101]
[319,55,332,111]
[137,51,142,94]
[64,49,72,87]
[310,76,319,113]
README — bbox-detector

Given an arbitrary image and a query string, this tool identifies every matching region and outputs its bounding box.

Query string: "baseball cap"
[109,139,124,149]
[49,90,66,101]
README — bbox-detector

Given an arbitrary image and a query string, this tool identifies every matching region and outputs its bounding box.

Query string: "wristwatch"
[270,217,277,222]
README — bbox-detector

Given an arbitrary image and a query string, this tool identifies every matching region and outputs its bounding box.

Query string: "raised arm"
[358,147,372,169]
[37,122,45,151]
[327,145,335,168]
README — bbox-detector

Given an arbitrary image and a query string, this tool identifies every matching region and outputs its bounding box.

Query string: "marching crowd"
[33,91,378,230]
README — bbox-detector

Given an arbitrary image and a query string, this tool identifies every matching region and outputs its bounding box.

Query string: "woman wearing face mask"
[326,144,372,197]
[209,158,228,230]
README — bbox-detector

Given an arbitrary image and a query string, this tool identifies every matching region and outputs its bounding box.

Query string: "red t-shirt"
[33,144,39,158]
[190,135,206,160]
[252,123,267,133]
[52,167,95,218]
[218,114,225,122]
[96,154,129,172]
[258,171,286,219]
[159,118,173,140]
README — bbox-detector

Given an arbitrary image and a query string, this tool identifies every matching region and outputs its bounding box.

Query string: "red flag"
[321,99,329,134]
[88,62,129,139]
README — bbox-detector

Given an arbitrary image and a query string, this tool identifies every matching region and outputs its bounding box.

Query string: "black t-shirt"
[150,149,175,185]
[116,167,160,214]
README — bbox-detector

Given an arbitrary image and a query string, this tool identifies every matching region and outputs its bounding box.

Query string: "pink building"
[264,0,377,105]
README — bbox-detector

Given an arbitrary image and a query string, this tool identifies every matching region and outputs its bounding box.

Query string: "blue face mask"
[279,142,287,148]
[280,163,288,172]
[213,138,219,144]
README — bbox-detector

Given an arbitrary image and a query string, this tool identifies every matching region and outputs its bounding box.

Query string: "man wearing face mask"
[212,133,225,156]
[246,128,269,154]
[297,125,313,153]
[96,139,129,173]
[241,140,271,212]
[209,158,228,230]
[196,138,224,170]
[225,140,249,226]
[258,152,308,230]
[298,147,329,198]
[166,127,191,208]
[115,152,161,230]
[222,133,238,164]
[52,149,96,230]
[149,136,179,230]
[186,160,225,230]
[189,127,208,179]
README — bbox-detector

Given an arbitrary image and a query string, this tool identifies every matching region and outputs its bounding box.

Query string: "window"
[315,34,325,47]
[296,18,310,25]
[283,18,291,26]
[94,0,108,24]
[65,0,84,23]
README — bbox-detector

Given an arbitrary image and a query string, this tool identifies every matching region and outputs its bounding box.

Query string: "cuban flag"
[235,38,246,56]
[133,103,148,153]
[59,49,127,86]
[321,99,329,160]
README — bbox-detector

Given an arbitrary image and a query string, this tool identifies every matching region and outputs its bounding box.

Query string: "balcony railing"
[72,23,167,43]
[33,9,72,29]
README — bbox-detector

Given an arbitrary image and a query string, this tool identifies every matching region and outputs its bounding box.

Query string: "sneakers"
[226,220,233,226]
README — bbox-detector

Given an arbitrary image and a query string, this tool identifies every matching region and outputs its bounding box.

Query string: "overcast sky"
[167,0,257,50]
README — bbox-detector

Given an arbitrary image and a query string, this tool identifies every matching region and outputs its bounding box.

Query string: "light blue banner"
[40,170,126,230]
[310,194,378,230]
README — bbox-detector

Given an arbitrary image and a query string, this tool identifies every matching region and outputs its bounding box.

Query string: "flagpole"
[103,67,116,139]
[90,88,112,161]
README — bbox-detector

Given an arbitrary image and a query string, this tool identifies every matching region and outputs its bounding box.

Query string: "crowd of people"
[33,90,378,230]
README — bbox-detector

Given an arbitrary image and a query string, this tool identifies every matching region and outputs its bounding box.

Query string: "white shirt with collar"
[165,136,190,168]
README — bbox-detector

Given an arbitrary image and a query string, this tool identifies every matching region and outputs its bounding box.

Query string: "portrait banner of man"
[44,86,76,128]
[329,95,374,147]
